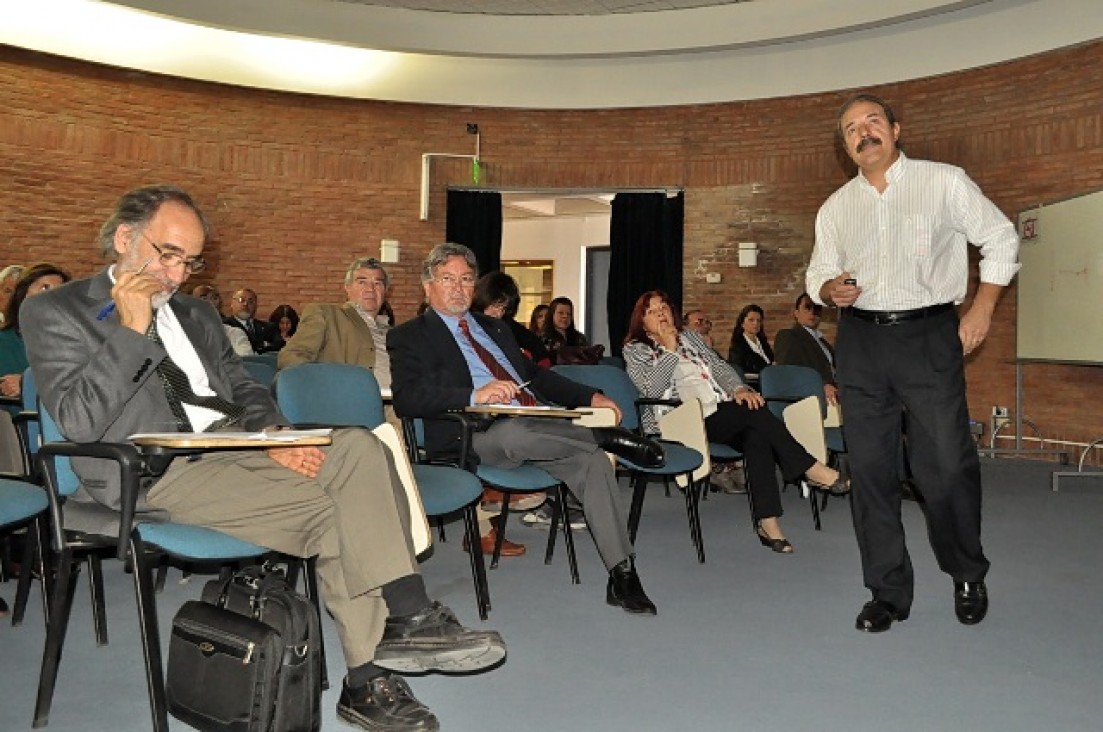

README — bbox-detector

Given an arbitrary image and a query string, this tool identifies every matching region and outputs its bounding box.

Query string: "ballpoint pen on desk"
[96,256,155,321]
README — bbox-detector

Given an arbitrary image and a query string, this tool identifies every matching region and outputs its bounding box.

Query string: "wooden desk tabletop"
[130,429,333,449]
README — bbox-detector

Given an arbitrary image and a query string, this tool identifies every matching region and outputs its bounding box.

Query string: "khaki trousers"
[146,428,419,668]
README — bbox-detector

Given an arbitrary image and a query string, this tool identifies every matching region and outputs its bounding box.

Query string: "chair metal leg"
[437,516,448,543]
[154,561,169,592]
[544,494,559,565]
[627,473,648,543]
[684,477,705,563]
[556,486,580,585]
[809,488,823,531]
[88,553,109,646]
[461,505,490,620]
[300,556,330,690]
[489,494,512,570]
[130,536,170,732]
[33,549,80,728]
[12,516,40,626]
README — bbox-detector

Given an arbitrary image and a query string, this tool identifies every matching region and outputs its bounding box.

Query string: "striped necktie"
[148,319,246,431]
[458,317,537,406]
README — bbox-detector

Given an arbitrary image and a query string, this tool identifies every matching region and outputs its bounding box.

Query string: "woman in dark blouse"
[727,303,774,377]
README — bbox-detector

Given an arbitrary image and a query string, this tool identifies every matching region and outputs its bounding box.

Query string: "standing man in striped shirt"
[807,93,1020,634]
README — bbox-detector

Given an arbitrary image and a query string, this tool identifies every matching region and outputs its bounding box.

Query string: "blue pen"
[96,257,154,320]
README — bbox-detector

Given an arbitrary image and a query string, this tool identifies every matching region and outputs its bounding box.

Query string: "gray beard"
[151,291,173,310]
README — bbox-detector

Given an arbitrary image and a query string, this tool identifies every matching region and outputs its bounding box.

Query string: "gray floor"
[3,458,1102,731]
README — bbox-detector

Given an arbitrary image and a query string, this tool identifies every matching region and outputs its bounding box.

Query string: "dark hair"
[3,262,71,332]
[528,304,549,333]
[378,300,395,326]
[97,185,209,259]
[542,296,582,340]
[624,290,681,346]
[836,93,899,145]
[471,271,521,319]
[268,304,300,337]
[732,303,765,340]
[794,292,822,314]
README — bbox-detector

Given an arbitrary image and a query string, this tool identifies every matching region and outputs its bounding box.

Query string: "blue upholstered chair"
[33,406,325,731]
[403,410,581,583]
[0,476,47,628]
[241,358,277,386]
[551,364,708,562]
[273,362,495,618]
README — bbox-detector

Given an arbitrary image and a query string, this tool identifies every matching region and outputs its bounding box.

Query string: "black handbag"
[166,564,322,732]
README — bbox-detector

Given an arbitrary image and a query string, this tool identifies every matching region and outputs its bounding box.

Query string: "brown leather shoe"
[463,527,526,557]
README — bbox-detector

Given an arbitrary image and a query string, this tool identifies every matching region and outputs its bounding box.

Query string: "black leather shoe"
[606,558,657,615]
[855,599,909,633]
[337,673,440,731]
[374,601,506,673]
[954,581,988,625]
[592,427,665,468]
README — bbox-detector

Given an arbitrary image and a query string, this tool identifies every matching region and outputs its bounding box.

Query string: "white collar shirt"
[806,152,1020,309]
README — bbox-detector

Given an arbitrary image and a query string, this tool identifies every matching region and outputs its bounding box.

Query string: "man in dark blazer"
[388,243,656,615]
[224,287,283,353]
[773,292,840,404]
[22,185,504,731]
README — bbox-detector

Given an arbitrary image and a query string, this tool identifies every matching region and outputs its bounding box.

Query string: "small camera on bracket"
[466,123,479,135]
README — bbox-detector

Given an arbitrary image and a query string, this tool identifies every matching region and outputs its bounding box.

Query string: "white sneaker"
[521,504,587,531]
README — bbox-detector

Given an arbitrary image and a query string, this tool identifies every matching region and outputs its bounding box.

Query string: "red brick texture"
[2,42,1102,459]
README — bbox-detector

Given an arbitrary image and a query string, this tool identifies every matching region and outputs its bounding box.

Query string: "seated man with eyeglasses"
[682,309,718,352]
[22,185,506,731]
[225,287,283,353]
[388,243,660,616]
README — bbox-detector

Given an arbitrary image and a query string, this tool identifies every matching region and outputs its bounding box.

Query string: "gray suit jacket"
[21,268,288,534]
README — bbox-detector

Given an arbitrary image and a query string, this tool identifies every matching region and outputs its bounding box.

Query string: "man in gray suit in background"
[21,185,504,732]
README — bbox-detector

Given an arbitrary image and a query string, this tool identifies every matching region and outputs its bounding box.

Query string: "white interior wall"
[502,214,611,335]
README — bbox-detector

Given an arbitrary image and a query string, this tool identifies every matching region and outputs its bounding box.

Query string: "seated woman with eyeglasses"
[622,290,848,554]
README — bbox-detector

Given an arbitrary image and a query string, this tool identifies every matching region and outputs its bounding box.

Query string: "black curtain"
[607,191,684,354]
[446,190,503,276]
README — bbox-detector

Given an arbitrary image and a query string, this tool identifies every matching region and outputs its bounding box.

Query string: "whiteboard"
[1016,189,1103,363]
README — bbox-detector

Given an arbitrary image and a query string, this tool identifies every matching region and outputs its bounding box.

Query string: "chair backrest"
[242,352,279,370]
[241,359,277,386]
[274,363,384,429]
[597,355,625,369]
[38,406,82,498]
[552,364,641,431]
[758,364,827,421]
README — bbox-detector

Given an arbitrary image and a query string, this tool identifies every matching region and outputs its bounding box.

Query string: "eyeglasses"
[141,231,206,274]
[434,275,477,289]
[233,295,257,304]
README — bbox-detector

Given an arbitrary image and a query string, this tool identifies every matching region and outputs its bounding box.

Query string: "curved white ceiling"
[4,0,1102,108]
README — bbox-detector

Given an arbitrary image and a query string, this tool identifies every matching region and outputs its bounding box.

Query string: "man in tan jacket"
[279,257,391,387]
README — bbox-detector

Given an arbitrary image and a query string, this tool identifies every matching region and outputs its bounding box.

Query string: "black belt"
[845,303,953,326]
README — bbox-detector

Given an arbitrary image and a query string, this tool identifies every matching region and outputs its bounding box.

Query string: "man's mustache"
[856,136,882,153]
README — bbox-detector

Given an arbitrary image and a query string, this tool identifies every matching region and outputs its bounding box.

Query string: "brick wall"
[2,42,1102,458]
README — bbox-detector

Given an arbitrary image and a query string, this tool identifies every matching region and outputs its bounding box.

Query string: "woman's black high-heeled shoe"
[756,522,794,554]
[805,476,851,496]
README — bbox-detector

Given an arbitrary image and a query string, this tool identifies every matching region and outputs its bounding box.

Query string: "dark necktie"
[148,319,246,431]
[458,317,536,406]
